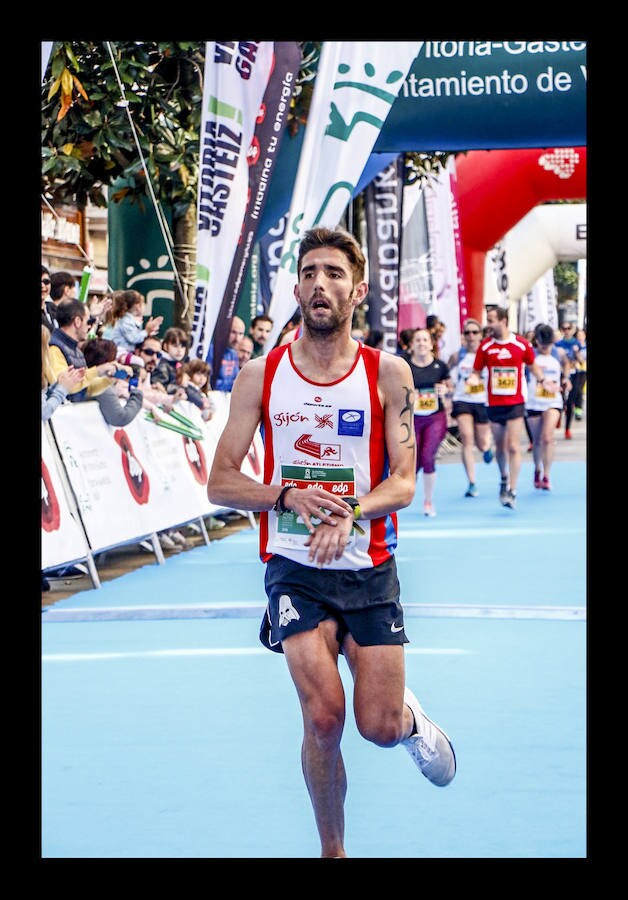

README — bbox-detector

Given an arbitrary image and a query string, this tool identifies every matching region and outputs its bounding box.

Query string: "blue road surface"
[41,458,586,858]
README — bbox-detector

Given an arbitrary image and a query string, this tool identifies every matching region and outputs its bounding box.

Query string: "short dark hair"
[535,323,554,345]
[55,298,87,328]
[297,227,366,283]
[251,314,273,328]
[82,338,117,366]
[50,271,76,301]
[488,306,509,323]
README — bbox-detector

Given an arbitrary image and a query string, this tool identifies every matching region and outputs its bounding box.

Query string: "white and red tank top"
[259,342,397,570]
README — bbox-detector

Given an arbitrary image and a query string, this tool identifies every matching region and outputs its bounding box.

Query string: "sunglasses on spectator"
[464,329,480,335]
[141,348,162,358]
[42,278,51,285]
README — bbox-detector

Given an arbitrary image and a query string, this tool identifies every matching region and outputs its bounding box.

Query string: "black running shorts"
[451,400,489,424]
[487,402,526,424]
[260,554,408,654]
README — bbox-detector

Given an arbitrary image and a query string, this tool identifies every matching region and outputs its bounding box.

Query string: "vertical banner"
[398,178,432,333]
[191,41,275,363]
[364,155,404,354]
[518,269,559,334]
[577,258,586,329]
[485,241,510,310]
[449,160,468,328]
[266,41,423,349]
[258,214,288,312]
[422,160,464,362]
[210,42,302,382]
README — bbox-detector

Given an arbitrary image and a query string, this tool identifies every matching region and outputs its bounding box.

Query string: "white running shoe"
[402,687,456,787]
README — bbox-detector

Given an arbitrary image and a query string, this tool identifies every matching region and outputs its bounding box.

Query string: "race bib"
[414,387,438,415]
[491,367,517,396]
[274,463,357,551]
[535,382,558,399]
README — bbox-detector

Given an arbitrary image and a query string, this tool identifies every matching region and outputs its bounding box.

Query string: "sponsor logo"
[41,460,60,533]
[338,409,365,437]
[279,594,300,627]
[183,436,208,485]
[390,622,404,634]
[113,429,150,505]
[273,411,309,427]
[314,413,334,429]
[294,434,341,460]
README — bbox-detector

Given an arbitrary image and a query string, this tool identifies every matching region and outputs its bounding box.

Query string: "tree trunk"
[173,203,197,332]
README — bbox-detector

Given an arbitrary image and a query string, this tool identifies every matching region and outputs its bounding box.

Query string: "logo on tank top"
[294,434,341,461]
[338,409,365,437]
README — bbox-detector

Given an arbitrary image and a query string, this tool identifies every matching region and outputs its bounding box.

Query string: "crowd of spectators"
[41,270,281,581]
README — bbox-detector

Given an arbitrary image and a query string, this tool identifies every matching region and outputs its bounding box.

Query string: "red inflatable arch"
[455,147,587,322]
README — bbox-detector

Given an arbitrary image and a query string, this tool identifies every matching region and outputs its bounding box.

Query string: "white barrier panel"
[46,396,264,557]
[41,422,92,570]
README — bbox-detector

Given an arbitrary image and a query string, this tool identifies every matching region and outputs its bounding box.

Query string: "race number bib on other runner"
[491,367,517,395]
[414,388,438,415]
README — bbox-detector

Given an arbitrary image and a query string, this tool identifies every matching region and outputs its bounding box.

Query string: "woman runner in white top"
[525,323,572,490]
[448,318,493,498]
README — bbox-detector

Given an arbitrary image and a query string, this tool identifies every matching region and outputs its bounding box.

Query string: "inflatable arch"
[482,202,587,308]
[455,147,587,321]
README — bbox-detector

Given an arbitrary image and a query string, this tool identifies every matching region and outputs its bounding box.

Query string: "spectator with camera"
[80,338,145,427]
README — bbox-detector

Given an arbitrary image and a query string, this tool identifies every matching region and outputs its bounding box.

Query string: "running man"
[207,227,456,858]
[467,306,544,509]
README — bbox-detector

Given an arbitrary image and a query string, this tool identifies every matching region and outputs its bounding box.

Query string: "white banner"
[191,42,275,361]
[46,397,263,557]
[41,422,91,570]
[518,269,559,334]
[266,40,422,349]
[422,159,463,362]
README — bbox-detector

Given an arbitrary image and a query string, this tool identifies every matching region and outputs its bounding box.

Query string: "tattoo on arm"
[400,386,415,447]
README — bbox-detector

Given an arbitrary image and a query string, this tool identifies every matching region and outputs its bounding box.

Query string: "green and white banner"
[265,40,423,349]
[191,41,275,361]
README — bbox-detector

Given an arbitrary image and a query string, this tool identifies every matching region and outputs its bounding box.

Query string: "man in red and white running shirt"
[208,227,456,858]
[468,306,544,509]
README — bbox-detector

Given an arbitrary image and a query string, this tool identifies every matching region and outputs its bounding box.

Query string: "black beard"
[301,297,353,337]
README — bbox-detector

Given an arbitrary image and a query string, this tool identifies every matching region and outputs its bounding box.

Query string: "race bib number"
[414,387,438,415]
[465,380,485,395]
[491,367,517,396]
[274,464,357,551]
[535,381,558,399]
